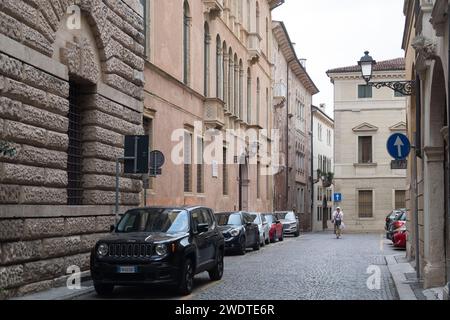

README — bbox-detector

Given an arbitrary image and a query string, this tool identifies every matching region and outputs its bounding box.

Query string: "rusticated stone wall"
[0,0,145,299]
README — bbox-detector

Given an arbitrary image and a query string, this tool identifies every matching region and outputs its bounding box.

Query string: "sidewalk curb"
[11,271,95,300]
[386,254,417,300]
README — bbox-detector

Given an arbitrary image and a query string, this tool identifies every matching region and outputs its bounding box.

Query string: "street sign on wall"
[334,193,342,202]
[387,133,411,160]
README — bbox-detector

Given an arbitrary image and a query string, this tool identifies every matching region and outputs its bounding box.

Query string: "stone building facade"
[0,0,145,298]
[327,59,407,233]
[402,0,450,295]
[142,0,283,213]
[272,21,318,231]
[312,104,334,232]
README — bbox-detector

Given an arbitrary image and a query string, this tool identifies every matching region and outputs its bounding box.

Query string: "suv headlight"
[155,244,168,256]
[230,229,240,237]
[97,243,108,257]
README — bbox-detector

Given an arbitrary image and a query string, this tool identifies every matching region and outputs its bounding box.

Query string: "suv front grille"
[108,243,153,258]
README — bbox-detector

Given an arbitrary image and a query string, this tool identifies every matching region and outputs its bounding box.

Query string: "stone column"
[234,63,239,117]
[229,58,234,114]
[216,44,223,100]
[423,146,446,288]
[223,53,229,111]
[239,68,244,120]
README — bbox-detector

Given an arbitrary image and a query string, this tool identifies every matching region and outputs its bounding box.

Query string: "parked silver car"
[275,211,300,237]
[250,213,270,246]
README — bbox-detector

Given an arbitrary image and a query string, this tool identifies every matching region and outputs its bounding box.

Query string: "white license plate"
[117,266,138,274]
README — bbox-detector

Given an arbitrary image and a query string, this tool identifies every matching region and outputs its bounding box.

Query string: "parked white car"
[250,213,270,246]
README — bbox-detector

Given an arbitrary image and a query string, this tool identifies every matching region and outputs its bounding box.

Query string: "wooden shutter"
[358,190,373,218]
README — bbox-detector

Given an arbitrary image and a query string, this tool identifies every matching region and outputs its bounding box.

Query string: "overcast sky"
[272,0,406,117]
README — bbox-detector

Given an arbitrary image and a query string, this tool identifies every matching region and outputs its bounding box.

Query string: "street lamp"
[357,51,415,96]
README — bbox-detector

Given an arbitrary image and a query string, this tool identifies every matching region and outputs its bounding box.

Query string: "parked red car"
[392,226,407,248]
[263,213,283,243]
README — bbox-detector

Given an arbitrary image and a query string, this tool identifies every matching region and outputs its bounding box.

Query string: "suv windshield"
[277,212,296,221]
[117,208,189,234]
[216,213,242,226]
[250,214,261,224]
[264,215,274,224]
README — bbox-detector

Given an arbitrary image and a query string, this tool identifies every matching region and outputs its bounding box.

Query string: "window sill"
[353,163,377,167]
[357,217,375,221]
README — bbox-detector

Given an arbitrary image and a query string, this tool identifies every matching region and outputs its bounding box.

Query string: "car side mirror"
[276,220,281,224]
[110,225,115,232]
[197,223,209,233]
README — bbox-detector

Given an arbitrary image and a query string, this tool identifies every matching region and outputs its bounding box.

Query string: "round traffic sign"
[387,133,411,160]
[149,150,165,168]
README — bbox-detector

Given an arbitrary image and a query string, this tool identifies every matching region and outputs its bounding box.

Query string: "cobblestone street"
[76,232,400,300]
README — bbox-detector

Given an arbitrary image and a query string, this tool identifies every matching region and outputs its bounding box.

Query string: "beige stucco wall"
[329,72,407,233]
[143,0,277,213]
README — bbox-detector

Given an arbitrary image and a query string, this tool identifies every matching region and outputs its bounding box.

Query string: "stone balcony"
[203,0,224,17]
[247,33,262,64]
[273,82,287,105]
[204,98,225,129]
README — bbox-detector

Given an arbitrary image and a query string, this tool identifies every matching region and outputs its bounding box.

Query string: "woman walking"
[331,207,344,239]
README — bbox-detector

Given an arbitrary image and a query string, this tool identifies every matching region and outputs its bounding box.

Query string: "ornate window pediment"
[389,122,407,132]
[352,122,379,133]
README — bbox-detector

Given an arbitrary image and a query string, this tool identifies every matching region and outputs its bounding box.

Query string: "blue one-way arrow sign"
[387,133,411,160]
[334,193,342,202]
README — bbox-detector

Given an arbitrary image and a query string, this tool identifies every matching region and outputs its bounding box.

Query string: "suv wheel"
[239,237,246,255]
[253,238,260,251]
[178,258,194,296]
[294,230,300,237]
[94,282,114,296]
[208,251,224,281]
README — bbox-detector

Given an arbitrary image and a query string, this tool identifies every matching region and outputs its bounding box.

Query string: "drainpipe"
[446,6,450,294]
[286,65,289,211]
[311,107,315,230]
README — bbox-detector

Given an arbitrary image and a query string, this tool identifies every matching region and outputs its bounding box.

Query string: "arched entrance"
[423,58,447,288]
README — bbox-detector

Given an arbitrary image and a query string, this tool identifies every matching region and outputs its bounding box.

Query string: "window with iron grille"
[395,190,406,209]
[197,137,204,194]
[358,190,373,218]
[184,131,192,193]
[67,83,83,205]
[223,147,228,195]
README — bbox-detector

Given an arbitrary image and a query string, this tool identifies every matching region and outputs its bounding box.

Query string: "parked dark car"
[275,211,300,237]
[90,206,225,296]
[385,209,404,236]
[387,210,407,240]
[262,213,283,243]
[215,211,260,255]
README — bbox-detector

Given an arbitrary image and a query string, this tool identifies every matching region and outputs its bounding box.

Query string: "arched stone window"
[234,54,239,116]
[204,22,211,96]
[247,68,252,123]
[228,48,234,113]
[256,1,260,35]
[239,60,244,119]
[247,0,251,31]
[216,35,223,99]
[183,1,191,85]
[223,42,229,110]
[256,77,261,126]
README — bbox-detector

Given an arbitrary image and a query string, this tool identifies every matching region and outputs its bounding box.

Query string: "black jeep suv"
[90,206,225,296]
